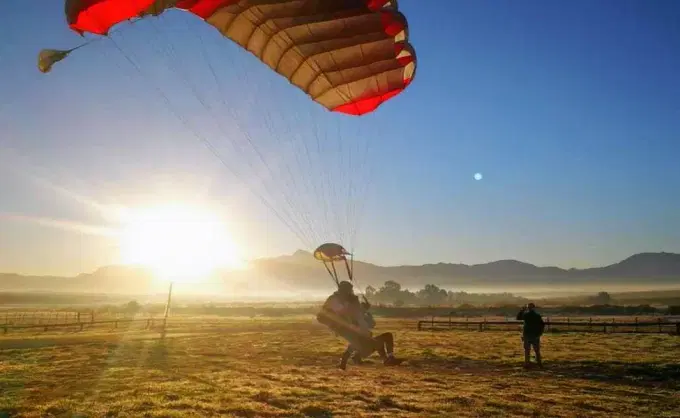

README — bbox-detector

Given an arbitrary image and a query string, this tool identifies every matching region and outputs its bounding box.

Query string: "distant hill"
[1,252,679,296]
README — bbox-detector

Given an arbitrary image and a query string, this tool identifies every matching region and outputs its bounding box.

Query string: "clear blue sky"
[1,0,679,276]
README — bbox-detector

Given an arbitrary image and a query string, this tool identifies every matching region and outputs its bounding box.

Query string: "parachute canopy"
[63,0,417,115]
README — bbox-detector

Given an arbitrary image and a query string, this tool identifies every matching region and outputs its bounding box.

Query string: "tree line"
[364,280,528,306]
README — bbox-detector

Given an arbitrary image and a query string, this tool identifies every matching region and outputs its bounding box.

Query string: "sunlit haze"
[118,204,246,282]
[1,1,679,277]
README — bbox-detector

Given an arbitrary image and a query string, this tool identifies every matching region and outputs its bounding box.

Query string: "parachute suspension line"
[348,124,379,252]
[324,262,339,287]
[198,16,346,249]
[147,17,312,244]
[138,16,318,249]
[159,14,322,248]
[344,255,354,283]
[104,33,312,250]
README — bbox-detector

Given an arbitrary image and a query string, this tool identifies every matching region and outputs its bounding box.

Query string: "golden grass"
[1,318,679,417]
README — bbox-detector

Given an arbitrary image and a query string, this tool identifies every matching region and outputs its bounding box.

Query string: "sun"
[117,203,245,282]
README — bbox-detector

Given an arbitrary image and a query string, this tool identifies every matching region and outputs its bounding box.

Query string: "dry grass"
[1,317,679,417]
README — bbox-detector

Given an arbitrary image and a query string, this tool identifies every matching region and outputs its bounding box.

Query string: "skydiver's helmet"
[338,281,353,295]
[527,303,536,310]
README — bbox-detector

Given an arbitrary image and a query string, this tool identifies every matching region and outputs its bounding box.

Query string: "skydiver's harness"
[317,293,376,357]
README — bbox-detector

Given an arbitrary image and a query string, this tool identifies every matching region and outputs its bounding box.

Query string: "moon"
[474,173,483,181]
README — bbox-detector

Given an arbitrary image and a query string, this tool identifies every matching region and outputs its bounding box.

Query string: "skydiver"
[318,281,403,369]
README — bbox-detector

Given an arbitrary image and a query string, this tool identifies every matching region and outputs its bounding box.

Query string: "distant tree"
[377,280,403,302]
[416,284,448,305]
[593,291,612,305]
[393,299,405,307]
[382,280,402,293]
[365,285,377,300]
[125,300,141,314]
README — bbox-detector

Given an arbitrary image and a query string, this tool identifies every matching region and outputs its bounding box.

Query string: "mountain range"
[1,252,679,296]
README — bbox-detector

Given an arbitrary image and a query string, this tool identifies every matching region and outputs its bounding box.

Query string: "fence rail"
[417,317,680,334]
[1,318,160,334]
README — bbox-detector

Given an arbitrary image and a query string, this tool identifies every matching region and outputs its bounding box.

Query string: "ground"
[1,318,679,417]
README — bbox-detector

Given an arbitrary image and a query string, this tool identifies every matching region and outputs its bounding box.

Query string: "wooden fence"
[0,310,155,326]
[417,316,680,334]
[1,318,159,334]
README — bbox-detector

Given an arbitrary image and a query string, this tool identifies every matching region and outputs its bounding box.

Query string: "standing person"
[516,303,545,368]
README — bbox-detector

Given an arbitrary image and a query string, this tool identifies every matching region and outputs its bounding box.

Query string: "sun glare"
[118,204,245,282]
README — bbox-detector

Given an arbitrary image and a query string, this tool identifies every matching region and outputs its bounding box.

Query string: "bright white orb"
[474,173,483,181]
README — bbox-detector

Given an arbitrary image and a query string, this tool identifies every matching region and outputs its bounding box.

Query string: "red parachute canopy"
[64,0,416,115]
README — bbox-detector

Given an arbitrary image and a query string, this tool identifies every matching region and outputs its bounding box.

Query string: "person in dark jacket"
[516,303,544,368]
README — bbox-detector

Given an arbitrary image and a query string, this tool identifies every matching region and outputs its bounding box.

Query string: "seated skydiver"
[317,281,402,369]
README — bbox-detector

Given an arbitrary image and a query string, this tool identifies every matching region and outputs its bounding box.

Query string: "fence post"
[676,323,679,335]
[448,312,452,329]
[431,315,434,328]
[658,318,662,333]
[589,317,592,332]
[612,318,616,333]
[567,317,570,331]
[635,317,638,333]
[547,317,550,332]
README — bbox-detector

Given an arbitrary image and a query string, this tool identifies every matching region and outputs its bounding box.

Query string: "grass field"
[1,317,679,417]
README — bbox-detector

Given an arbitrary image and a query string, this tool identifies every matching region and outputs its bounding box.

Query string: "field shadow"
[407,353,679,389]
[544,360,680,388]
[0,408,19,418]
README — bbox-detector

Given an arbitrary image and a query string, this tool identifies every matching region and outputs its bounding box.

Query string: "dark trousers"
[341,332,394,365]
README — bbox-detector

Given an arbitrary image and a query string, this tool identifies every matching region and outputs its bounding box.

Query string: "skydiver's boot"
[373,332,403,366]
[383,353,405,366]
[338,348,352,370]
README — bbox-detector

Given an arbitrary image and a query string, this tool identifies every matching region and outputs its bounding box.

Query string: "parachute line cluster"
[40,0,417,281]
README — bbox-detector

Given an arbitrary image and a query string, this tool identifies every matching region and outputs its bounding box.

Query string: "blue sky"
[1,0,679,276]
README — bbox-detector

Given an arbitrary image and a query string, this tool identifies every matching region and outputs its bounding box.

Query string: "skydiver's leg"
[373,332,395,358]
[373,332,402,366]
